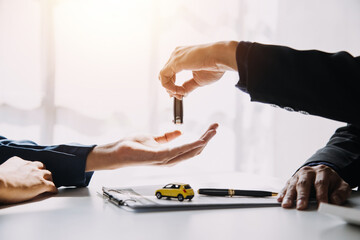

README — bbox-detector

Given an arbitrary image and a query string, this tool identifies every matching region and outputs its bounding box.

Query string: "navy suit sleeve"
[235,42,360,125]
[0,136,96,188]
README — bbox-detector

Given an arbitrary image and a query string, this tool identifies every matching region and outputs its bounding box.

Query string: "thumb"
[154,130,182,144]
[182,78,200,96]
[45,180,58,194]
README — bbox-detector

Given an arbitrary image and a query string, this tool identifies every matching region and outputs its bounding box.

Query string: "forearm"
[0,136,96,187]
[213,41,239,71]
[0,176,5,201]
[0,180,8,203]
[85,143,119,171]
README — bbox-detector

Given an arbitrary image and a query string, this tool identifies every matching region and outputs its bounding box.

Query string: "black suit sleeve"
[235,42,360,187]
[303,125,360,188]
[235,42,360,125]
[0,136,95,188]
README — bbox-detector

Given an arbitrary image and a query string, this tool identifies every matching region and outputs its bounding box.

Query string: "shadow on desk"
[55,187,90,198]
[0,187,90,210]
[0,192,55,210]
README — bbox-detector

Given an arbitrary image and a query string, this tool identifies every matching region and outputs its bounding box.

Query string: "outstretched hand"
[277,165,351,210]
[86,123,219,171]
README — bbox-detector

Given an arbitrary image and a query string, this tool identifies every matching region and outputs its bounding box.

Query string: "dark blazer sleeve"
[235,42,360,187]
[235,42,360,125]
[303,124,360,188]
[0,136,96,188]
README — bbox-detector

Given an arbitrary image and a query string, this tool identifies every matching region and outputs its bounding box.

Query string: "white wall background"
[0,0,359,182]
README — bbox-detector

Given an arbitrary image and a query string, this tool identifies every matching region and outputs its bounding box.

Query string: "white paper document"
[318,202,360,226]
[102,185,280,212]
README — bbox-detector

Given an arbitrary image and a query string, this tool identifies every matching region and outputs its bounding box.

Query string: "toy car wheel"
[156,192,162,199]
[177,194,184,202]
[188,196,193,200]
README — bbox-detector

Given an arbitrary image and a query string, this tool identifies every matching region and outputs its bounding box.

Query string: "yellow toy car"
[155,183,194,201]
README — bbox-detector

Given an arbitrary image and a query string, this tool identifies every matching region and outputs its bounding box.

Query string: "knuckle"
[340,180,350,188]
[300,166,312,172]
[296,179,309,187]
[283,194,295,202]
[287,183,296,191]
[314,179,326,187]
[296,194,308,201]
[120,143,133,152]
[317,164,328,170]
[344,183,351,192]
[174,46,182,53]
[278,191,285,198]
[283,196,292,202]
[285,179,291,186]
[335,189,347,196]
[317,165,332,173]
[159,70,166,80]
[284,188,296,197]
[335,184,351,195]
[289,178,299,188]
[279,182,289,194]
[40,178,48,185]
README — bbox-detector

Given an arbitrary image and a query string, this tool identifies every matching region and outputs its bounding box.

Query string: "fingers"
[330,181,351,205]
[279,165,352,210]
[199,129,217,144]
[200,123,219,140]
[149,140,204,165]
[281,176,298,208]
[295,168,315,210]
[166,89,183,100]
[163,139,206,160]
[277,180,289,202]
[159,67,185,97]
[42,169,53,181]
[159,44,227,98]
[173,94,183,100]
[157,127,218,166]
[160,146,205,166]
[182,78,201,96]
[43,180,58,194]
[32,161,45,169]
[281,166,321,210]
[154,123,218,145]
[41,169,57,194]
[154,130,182,144]
[314,166,331,204]
[153,123,218,166]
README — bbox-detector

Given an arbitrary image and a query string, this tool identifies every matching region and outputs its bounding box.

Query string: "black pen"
[198,188,278,197]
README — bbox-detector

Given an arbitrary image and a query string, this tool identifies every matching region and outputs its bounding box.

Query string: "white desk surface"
[1,171,359,240]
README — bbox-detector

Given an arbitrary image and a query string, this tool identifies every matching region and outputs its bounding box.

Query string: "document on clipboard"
[102,185,280,212]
